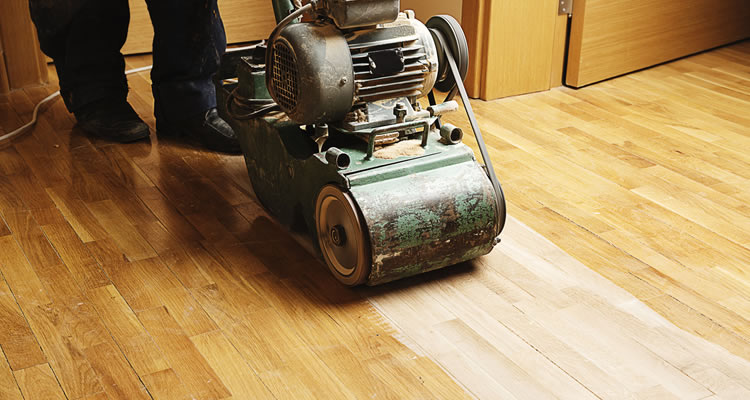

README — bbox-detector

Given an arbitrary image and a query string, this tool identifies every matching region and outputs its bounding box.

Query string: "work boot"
[74,98,150,143]
[156,108,240,154]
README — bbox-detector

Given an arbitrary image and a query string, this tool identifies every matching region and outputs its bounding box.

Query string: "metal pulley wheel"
[427,15,470,93]
[315,185,371,286]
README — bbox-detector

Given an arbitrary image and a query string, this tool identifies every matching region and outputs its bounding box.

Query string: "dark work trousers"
[29,0,227,124]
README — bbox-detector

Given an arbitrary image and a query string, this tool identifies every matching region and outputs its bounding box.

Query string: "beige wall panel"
[567,0,750,87]
[0,0,48,89]
[400,0,462,22]
[123,0,277,55]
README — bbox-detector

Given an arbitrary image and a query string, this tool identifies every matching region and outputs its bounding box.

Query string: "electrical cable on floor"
[0,43,259,145]
[0,90,61,143]
[1,65,154,144]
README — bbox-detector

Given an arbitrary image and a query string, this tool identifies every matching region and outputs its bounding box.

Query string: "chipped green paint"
[351,159,499,286]
[390,208,443,248]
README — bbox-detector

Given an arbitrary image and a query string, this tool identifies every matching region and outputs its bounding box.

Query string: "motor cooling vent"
[271,40,299,112]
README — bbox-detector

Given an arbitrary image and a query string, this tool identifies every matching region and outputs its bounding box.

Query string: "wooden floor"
[0,40,748,399]
[460,39,750,362]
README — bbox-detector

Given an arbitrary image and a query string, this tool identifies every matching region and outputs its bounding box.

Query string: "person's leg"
[145,0,238,153]
[146,0,225,121]
[29,0,149,142]
[30,0,129,112]
[28,0,77,104]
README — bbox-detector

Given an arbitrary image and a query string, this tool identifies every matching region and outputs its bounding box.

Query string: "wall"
[400,0,462,22]
[123,0,277,55]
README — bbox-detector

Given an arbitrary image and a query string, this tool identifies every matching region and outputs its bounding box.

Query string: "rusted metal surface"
[350,160,499,285]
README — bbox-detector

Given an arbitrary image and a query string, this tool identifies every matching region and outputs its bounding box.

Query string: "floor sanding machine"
[215,0,506,286]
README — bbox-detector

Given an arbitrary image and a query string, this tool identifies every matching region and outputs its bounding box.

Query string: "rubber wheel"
[315,185,371,286]
[427,15,470,93]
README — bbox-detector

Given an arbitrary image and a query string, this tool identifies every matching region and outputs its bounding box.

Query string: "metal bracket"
[558,0,573,15]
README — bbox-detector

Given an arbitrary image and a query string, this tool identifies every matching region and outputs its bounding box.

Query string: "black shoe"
[74,98,150,143]
[157,108,240,154]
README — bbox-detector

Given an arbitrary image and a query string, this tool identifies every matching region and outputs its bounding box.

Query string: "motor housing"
[270,23,356,124]
[267,9,439,125]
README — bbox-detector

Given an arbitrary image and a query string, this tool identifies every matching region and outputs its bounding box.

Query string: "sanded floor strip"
[366,216,750,400]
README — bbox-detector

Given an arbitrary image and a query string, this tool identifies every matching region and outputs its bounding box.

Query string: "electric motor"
[267,3,441,125]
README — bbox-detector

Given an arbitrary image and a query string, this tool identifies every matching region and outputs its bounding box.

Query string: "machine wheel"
[427,15,470,93]
[315,185,371,286]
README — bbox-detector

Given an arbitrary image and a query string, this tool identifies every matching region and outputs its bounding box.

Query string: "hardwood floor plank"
[0,349,23,400]
[181,152,255,207]
[0,215,9,237]
[0,277,46,370]
[441,279,599,400]
[21,304,109,398]
[97,145,154,190]
[645,294,750,361]
[80,392,111,400]
[11,132,74,190]
[13,363,66,400]
[0,230,150,399]
[0,147,28,176]
[0,235,52,306]
[1,210,62,270]
[6,170,57,211]
[96,260,164,312]
[248,306,354,389]
[135,220,182,254]
[90,253,214,343]
[247,275,443,399]
[30,206,67,226]
[140,368,193,400]
[682,366,750,399]
[158,246,216,289]
[0,178,26,213]
[137,306,230,400]
[368,287,510,399]
[437,318,558,400]
[41,221,111,290]
[86,285,169,376]
[77,148,158,227]
[46,185,109,243]
[83,342,150,400]
[86,199,157,261]
[135,186,206,245]
[191,330,276,399]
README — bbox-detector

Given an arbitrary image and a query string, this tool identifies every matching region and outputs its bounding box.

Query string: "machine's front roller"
[315,185,371,286]
[315,150,501,287]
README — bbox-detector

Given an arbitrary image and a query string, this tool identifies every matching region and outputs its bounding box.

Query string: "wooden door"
[566,0,750,87]
[462,0,565,100]
[0,0,48,92]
